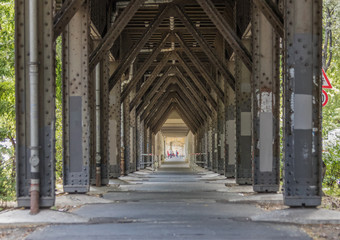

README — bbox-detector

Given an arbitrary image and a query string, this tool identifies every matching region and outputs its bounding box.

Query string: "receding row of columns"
[16,0,322,209]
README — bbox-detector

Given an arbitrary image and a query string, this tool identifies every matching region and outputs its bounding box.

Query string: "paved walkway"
[1,159,340,239]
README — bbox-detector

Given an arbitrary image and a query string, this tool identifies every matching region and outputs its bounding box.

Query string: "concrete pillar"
[283,0,322,206]
[235,39,252,185]
[252,3,280,192]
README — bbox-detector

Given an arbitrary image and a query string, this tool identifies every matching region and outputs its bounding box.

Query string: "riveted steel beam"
[253,0,283,37]
[129,52,172,110]
[121,33,171,102]
[173,5,236,90]
[143,87,185,125]
[174,33,224,101]
[134,66,173,113]
[195,0,253,71]
[173,67,213,116]
[145,90,201,130]
[235,39,253,185]
[174,52,218,111]
[15,0,55,207]
[283,0,322,207]
[252,2,280,193]
[53,0,85,41]
[89,0,146,71]
[108,5,169,90]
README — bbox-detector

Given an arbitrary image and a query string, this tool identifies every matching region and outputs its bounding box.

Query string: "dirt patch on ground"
[322,196,340,211]
[0,226,40,240]
[302,224,340,240]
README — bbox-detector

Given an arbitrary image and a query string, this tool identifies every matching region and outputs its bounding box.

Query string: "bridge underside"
[15,0,322,208]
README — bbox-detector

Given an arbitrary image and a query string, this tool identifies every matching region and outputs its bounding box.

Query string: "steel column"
[224,63,236,177]
[108,65,121,178]
[235,39,253,185]
[123,97,130,175]
[62,4,90,193]
[252,3,280,193]
[283,0,322,206]
[15,0,55,207]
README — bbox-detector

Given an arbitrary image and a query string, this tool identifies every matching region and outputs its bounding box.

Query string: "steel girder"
[108,5,170,90]
[53,0,85,41]
[137,69,208,123]
[174,52,218,111]
[173,5,236,91]
[129,52,173,109]
[283,0,322,207]
[145,89,202,131]
[175,33,224,101]
[89,0,146,71]
[62,4,91,193]
[15,0,55,207]
[252,0,283,37]
[121,34,171,102]
[252,3,280,193]
[195,0,252,71]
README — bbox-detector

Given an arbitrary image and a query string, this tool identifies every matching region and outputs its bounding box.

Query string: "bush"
[323,141,340,189]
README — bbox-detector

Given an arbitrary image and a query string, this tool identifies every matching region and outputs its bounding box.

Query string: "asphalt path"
[26,158,311,240]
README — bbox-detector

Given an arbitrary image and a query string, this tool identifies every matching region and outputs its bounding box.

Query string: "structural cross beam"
[89,0,145,71]
[108,4,170,90]
[129,52,173,109]
[195,0,253,71]
[173,4,236,90]
[54,0,85,41]
[253,0,284,37]
[174,51,218,111]
[175,33,224,101]
[120,33,171,102]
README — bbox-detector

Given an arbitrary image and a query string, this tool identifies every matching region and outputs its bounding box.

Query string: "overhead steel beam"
[173,5,236,90]
[136,72,208,123]
[145,88,201,129]
[172,77,208,120]
[89,0,145,71]
[175,33,224,101]
[121,33,171,102]
[129,52,173,109]
[150,99,198,134]
[173,67,213,116]
[108,5,170,90]
[134,66,173,113]
[253,0,284,37]
[195,0,253,71]
[174,52,218,111]
[53,0,85,41]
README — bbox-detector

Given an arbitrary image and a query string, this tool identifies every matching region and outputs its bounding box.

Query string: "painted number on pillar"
[322,68,332,107]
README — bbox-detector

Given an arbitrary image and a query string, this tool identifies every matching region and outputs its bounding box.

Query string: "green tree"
[0,0,16,202]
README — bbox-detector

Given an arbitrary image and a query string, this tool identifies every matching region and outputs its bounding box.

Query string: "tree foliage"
[0,0,16,202]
